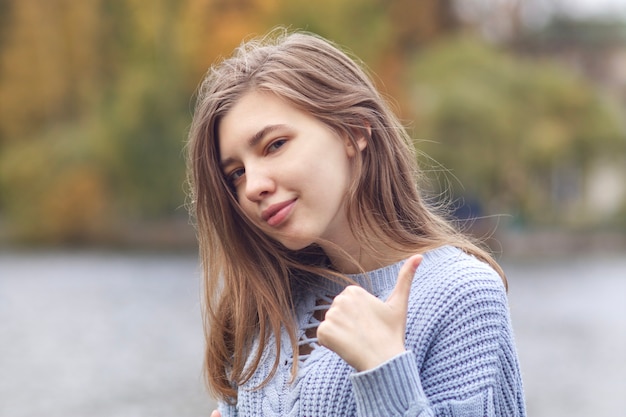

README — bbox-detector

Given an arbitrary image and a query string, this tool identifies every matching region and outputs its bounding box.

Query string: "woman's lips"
[262,199,296,227]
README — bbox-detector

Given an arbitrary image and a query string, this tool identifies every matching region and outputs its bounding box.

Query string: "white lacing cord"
[293,294,334,364]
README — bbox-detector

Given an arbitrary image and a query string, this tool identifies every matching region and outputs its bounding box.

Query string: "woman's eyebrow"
[248,124,287,148]
[220,124,288,168]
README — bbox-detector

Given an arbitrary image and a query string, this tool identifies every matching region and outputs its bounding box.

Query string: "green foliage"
[98,66,189,219]
[409,36,626,227]
[1,0,624,245]
[0,122,111,243]
[0,0,191,244]
[272,0,391,65]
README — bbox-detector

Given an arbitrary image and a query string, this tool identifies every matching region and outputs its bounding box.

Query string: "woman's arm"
[319,253,525,417]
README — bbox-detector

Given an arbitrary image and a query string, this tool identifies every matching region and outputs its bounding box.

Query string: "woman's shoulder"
[349,245,505,303]
[419,245,504,289]
[410,245,507,310]
[407,245,511,342]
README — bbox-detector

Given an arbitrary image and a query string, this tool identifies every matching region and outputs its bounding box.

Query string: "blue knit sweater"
[218,246,526,416]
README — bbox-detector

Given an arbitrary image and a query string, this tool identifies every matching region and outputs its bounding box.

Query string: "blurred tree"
[0,0,11,49]
[178,0,282,87]
[95,0,190,219]
[408,36,625,227]
[0,122,111,244]
[9,0,619,244]
[0,0,191,243]
[0,0,103,144]
[272,0,459,113]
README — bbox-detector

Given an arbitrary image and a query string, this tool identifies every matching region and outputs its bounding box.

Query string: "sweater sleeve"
[350,260,526,417]
[350,351,434,417]
[217,400,238,417]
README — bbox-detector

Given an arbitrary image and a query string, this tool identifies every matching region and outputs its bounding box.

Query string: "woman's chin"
[276,235,314,252]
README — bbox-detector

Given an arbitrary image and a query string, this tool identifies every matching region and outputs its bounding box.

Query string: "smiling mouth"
[262,199,296,227]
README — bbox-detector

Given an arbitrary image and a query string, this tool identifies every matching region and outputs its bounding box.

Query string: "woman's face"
[218,90,365,251]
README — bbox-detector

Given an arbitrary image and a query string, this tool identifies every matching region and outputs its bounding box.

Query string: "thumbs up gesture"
[317,254,423,372]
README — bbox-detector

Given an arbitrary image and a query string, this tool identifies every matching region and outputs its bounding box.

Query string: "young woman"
[187,29,526,417]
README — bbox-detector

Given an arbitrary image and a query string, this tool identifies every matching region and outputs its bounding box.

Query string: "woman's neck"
[320,235,412,274]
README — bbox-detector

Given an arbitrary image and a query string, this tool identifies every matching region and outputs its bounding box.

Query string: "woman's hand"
[317,254,422,372]
[211,410,221,417]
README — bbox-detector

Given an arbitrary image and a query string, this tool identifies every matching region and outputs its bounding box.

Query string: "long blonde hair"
[186,28,505,404]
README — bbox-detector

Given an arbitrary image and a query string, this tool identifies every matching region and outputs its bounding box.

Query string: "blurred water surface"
[0,251,214,417]
[505,253,626,417]
[0,250,624,417]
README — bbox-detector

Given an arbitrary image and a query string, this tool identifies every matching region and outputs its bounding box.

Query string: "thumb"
[386,254,423,311]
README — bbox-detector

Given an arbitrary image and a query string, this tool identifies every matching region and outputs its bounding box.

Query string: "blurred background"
[0,0,625,416]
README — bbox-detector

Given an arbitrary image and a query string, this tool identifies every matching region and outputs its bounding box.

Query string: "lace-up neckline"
[296,294,333,359]
[288,259,417,365]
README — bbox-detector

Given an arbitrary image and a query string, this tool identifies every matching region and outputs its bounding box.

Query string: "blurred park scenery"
[1,0,625,416]
[1,0,626,247]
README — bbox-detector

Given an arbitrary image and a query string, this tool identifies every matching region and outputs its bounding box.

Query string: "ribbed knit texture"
[218,246,526,417]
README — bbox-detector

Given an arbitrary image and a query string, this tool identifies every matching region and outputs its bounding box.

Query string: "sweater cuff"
[350,351,429,416]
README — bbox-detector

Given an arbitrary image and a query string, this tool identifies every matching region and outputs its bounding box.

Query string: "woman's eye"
[267,139,287,153]
[227,168,245,184]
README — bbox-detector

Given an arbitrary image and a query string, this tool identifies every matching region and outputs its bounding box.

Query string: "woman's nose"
[243,167,275,202]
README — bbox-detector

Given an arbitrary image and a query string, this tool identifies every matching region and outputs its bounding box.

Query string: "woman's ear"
[345,123,370,157]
